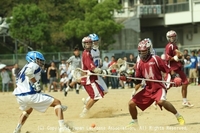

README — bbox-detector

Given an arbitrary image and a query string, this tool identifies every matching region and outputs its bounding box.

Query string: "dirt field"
[1,86,200,133]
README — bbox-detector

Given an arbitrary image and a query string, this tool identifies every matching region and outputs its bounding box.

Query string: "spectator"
[108,56,118,89]
[59,59,67,73]
[101,56,110,88]
[189,50,198,85]
[41,64,49,92]
[127,54,136,88]
[1,67,11,93]
[197,49,200,85]
[11,63,18,88]
[183,49,190,77]
[60,70,69,92]
[47,62,59,92]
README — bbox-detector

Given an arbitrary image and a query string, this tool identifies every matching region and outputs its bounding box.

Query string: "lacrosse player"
[79,36,109,118]
[165,30,193,107]
[13,51,71,133]
[120,39,185,127]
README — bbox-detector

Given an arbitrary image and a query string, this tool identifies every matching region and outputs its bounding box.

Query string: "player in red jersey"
[120,38,185,127]
[165,30,193,107]
[79,36,109,118]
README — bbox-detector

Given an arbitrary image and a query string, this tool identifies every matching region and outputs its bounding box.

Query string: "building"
[109,0,200,54]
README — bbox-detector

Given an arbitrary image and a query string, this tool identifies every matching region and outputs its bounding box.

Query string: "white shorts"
[16,93,54,113]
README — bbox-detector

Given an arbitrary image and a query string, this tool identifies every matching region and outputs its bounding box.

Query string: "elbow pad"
[25,67,34,79]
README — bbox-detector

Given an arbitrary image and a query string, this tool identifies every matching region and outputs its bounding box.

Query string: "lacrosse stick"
[73,68,175,84]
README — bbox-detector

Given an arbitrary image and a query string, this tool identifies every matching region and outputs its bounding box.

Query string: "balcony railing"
[164,2,189,13]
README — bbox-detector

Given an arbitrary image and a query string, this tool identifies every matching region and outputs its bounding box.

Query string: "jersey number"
[144,66,154,79]
[16,67,27,83]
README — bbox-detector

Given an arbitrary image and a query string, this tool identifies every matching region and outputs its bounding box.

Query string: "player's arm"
[25,67,41,91]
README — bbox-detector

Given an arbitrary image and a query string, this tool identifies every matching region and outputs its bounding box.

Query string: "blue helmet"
[89,33,99,49]
[26,51,45,67]
[89,33,99,41]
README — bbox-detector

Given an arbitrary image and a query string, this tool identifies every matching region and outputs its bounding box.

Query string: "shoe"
[59,126,72,133]
[182,102,194,107]
[76,90,79,94]
[61,105,68,111]
[13,129,21,133]
[177,115,185,125]
[125,121,138,128]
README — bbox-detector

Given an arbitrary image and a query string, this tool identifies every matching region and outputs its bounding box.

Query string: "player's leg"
[176,69,193,107]
[13,108,33,133]
[80,82,104,118]
[155,88,185,125]
[126,89,152,127]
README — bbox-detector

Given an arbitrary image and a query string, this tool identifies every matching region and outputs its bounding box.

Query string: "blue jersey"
[190,56,198,69]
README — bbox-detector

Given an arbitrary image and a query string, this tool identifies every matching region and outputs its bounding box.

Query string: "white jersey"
[13,62,41,96]
[91,48,101,68]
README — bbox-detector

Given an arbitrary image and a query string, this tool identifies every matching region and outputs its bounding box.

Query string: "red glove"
[173,77,182,87]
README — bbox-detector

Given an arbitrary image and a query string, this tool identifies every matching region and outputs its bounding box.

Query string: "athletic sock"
[175,112,181,118]
[58,120,65,127]
[183,98,187,103]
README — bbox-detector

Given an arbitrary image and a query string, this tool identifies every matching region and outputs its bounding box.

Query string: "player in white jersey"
[64,47,81,96]
[81,33,108,109]
[13,51,72,133]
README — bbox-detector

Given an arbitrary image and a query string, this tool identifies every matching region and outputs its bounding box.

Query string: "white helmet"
[82,36,92,50]
[138,38,152,61]
[166,30,177,43]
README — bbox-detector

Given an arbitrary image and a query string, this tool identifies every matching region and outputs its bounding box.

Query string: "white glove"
[32,82,41,92]
[173,55,179,62]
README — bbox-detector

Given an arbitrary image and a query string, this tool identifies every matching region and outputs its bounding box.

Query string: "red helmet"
[82,36,92,50]
[138,38,152,61]
[166,30,177,43]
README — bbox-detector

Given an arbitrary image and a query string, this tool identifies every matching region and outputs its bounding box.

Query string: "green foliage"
[9,4,49,47]
[64,0,123,50]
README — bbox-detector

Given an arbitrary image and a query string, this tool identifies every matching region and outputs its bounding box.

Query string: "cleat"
[177,115,185,125]
[76,90,79,94]
[61,105,68,111]
[182,102,194,107]
[125,121,138,128]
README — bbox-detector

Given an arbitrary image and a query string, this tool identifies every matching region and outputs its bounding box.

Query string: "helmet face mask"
[166,30,177,43]
[26,51,45,67]
[138,38,152,61]
[89,33,99,49]
[82,37,92,50]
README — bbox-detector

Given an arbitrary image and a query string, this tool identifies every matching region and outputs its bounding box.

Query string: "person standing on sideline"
[64,47,81,96]
[12,51,70,133]
[197,49,200,85]
[12,63,19,89]
[101,56,110,88]
[79,36,109,118]
[1,67,11,93]
[47,62,59,92]
[120,39,185,127]
[188,50,198,85]
[165,30,193,107]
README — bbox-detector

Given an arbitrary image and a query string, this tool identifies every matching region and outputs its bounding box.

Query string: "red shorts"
[84,82,104,100]
[174,69,189,85]
[132,88,166,111]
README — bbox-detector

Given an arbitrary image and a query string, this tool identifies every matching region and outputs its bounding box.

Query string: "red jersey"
[135,55,170,93]
[81,50,98,85]
[165,43,182,70]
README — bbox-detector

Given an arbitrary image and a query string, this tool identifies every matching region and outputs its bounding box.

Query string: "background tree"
[9,4,49,52]
[64,0,123,50]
